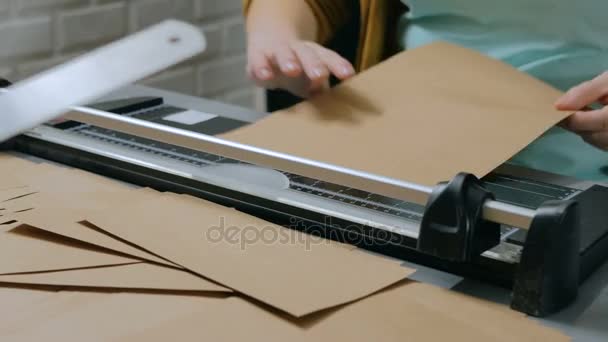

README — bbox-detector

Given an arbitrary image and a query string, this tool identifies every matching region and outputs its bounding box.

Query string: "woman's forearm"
[246,0,319,42]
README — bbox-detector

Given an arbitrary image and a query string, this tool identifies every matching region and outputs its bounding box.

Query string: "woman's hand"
[246,32,355,98]
[556,73,608,150]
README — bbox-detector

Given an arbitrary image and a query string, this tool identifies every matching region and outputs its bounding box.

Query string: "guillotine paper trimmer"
[3,43,608,317]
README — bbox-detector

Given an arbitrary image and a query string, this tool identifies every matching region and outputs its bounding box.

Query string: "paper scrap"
[0,226,137,275]
[221,42,570,186]
[86,194,412,317]
[0,262,230,293]
[15,208,173,266]
[0,187,37,203]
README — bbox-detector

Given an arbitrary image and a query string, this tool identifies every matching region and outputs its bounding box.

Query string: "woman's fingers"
[565,108,608,133]
[565,106,608,150]
[581,131,608,151]
[273,44,303,77]
[313,44,355,80]
[556,72,608,110]
[558,72,608,150]
[291,42,330,90]
[247,48,274,83]
[246,38,354,98]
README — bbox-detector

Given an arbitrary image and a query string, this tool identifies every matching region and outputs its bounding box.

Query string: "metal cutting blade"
[0,20,206,142]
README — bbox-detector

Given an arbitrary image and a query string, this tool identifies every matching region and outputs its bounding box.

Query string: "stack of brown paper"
[16,209,174,266]
[0,263,230,293]
[0,154,414,317]
[84,194,412,317]
[221,42,570,186]
[0,226,136,275]
[0,154,569,340]
[0,42,575,340]
[0,187,37,223]
[0,219,231,294]
[0,153,571,340]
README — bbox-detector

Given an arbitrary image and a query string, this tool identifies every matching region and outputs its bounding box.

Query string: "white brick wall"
[0,0,259,109]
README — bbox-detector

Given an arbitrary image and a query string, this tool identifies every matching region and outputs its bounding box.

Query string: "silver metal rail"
[65,106,536,229]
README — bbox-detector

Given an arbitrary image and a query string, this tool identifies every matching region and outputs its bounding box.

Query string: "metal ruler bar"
[0,20,206,142]
[64,106,536,229]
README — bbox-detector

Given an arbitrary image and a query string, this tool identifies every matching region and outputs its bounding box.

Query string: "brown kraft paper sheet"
[221,42,569,187]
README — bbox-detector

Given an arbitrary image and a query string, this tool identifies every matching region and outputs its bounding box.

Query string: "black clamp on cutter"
[418,173,501,262]
[418,172,582,317]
